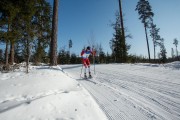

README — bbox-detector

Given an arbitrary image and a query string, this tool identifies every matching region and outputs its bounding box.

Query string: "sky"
[1,0,180,58]
[51,0,180,58]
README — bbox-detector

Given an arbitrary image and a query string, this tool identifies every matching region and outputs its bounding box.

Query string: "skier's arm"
[81,50,84,56]
[81,50,87,59]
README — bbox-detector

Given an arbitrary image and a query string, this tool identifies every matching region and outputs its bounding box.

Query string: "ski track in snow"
[0,89,76,114]
[61,64,180,120]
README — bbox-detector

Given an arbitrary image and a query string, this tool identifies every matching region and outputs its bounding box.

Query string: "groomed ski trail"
[61,64,180,120]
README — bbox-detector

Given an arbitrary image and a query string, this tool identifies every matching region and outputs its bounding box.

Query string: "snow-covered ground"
[0,62,180,120]
[0,65,107,120]
[61,62,180,120]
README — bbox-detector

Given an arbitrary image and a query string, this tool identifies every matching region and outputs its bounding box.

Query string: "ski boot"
[84,73,87,79]
[89,72,92,78]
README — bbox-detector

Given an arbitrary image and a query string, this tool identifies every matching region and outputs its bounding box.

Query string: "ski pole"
[80,64,83,78]
[92,46,96,74]
[93,55,95,74]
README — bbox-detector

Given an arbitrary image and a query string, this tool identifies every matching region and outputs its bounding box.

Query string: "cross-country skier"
[81,46,95,79]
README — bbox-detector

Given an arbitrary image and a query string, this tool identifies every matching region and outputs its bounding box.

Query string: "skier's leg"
[88,66,92,78]
[84,66,87,77]
[87,59,92,77]
[83,59,88,78]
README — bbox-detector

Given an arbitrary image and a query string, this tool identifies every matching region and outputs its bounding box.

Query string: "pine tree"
[150,23,161,60]
[106,52,111,64]
[58,49,70,64]
[98,44,105,63]
[111,13,123,63]
[171,48,175,58]
[0,0,53,68]
[0,0,20,65]
[110,12,131,63]
[14,42,23,63]
[136,0,154,62]
[9,18,22,65]
[19,0,37,73]
[70,53,77,64]
[58,49,65,64]
[159,39,167,63]
[33,0,52,64]
[69,39,72,57]
[0,49,3,62]
[173,38,178,57]
[118,0,126,62]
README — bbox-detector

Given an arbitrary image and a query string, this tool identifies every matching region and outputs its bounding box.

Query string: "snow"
[0,65,107,120]
[0,61,180,120]
[61,62,180,120]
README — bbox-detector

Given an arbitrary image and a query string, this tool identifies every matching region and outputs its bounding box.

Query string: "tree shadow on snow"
[36,66,62,71]
[60,65,82,70]
[0,90,67,114]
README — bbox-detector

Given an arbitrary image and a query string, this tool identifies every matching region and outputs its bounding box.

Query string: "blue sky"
[55,0,118,56]
[53,0,180,58]
[1,0,180,58]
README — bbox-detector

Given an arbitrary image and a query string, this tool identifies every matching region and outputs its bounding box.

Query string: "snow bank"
[134,61,180,70]
[0,65,107,120]
[163,61,180,69]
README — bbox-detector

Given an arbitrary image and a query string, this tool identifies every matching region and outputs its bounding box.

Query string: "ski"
[81,76,96,84]
[83,76,93,80]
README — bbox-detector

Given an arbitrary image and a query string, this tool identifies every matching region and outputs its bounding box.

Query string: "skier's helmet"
[87,46,90,50]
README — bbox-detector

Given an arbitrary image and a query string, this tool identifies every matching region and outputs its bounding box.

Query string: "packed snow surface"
[0,65,107,120]
[61,62,180,120]
[0,62,180,120]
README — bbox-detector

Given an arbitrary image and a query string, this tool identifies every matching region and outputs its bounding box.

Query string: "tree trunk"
[10,41,15,65]
[5,41,9,66]
[154,44,156,61]
[176,46,178,57]
[119,0,126,62]
[144,24,151,62]
[5,23,11,66]
[36,40,41,63]
[26,39,30,73]
[50,0,58,66]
